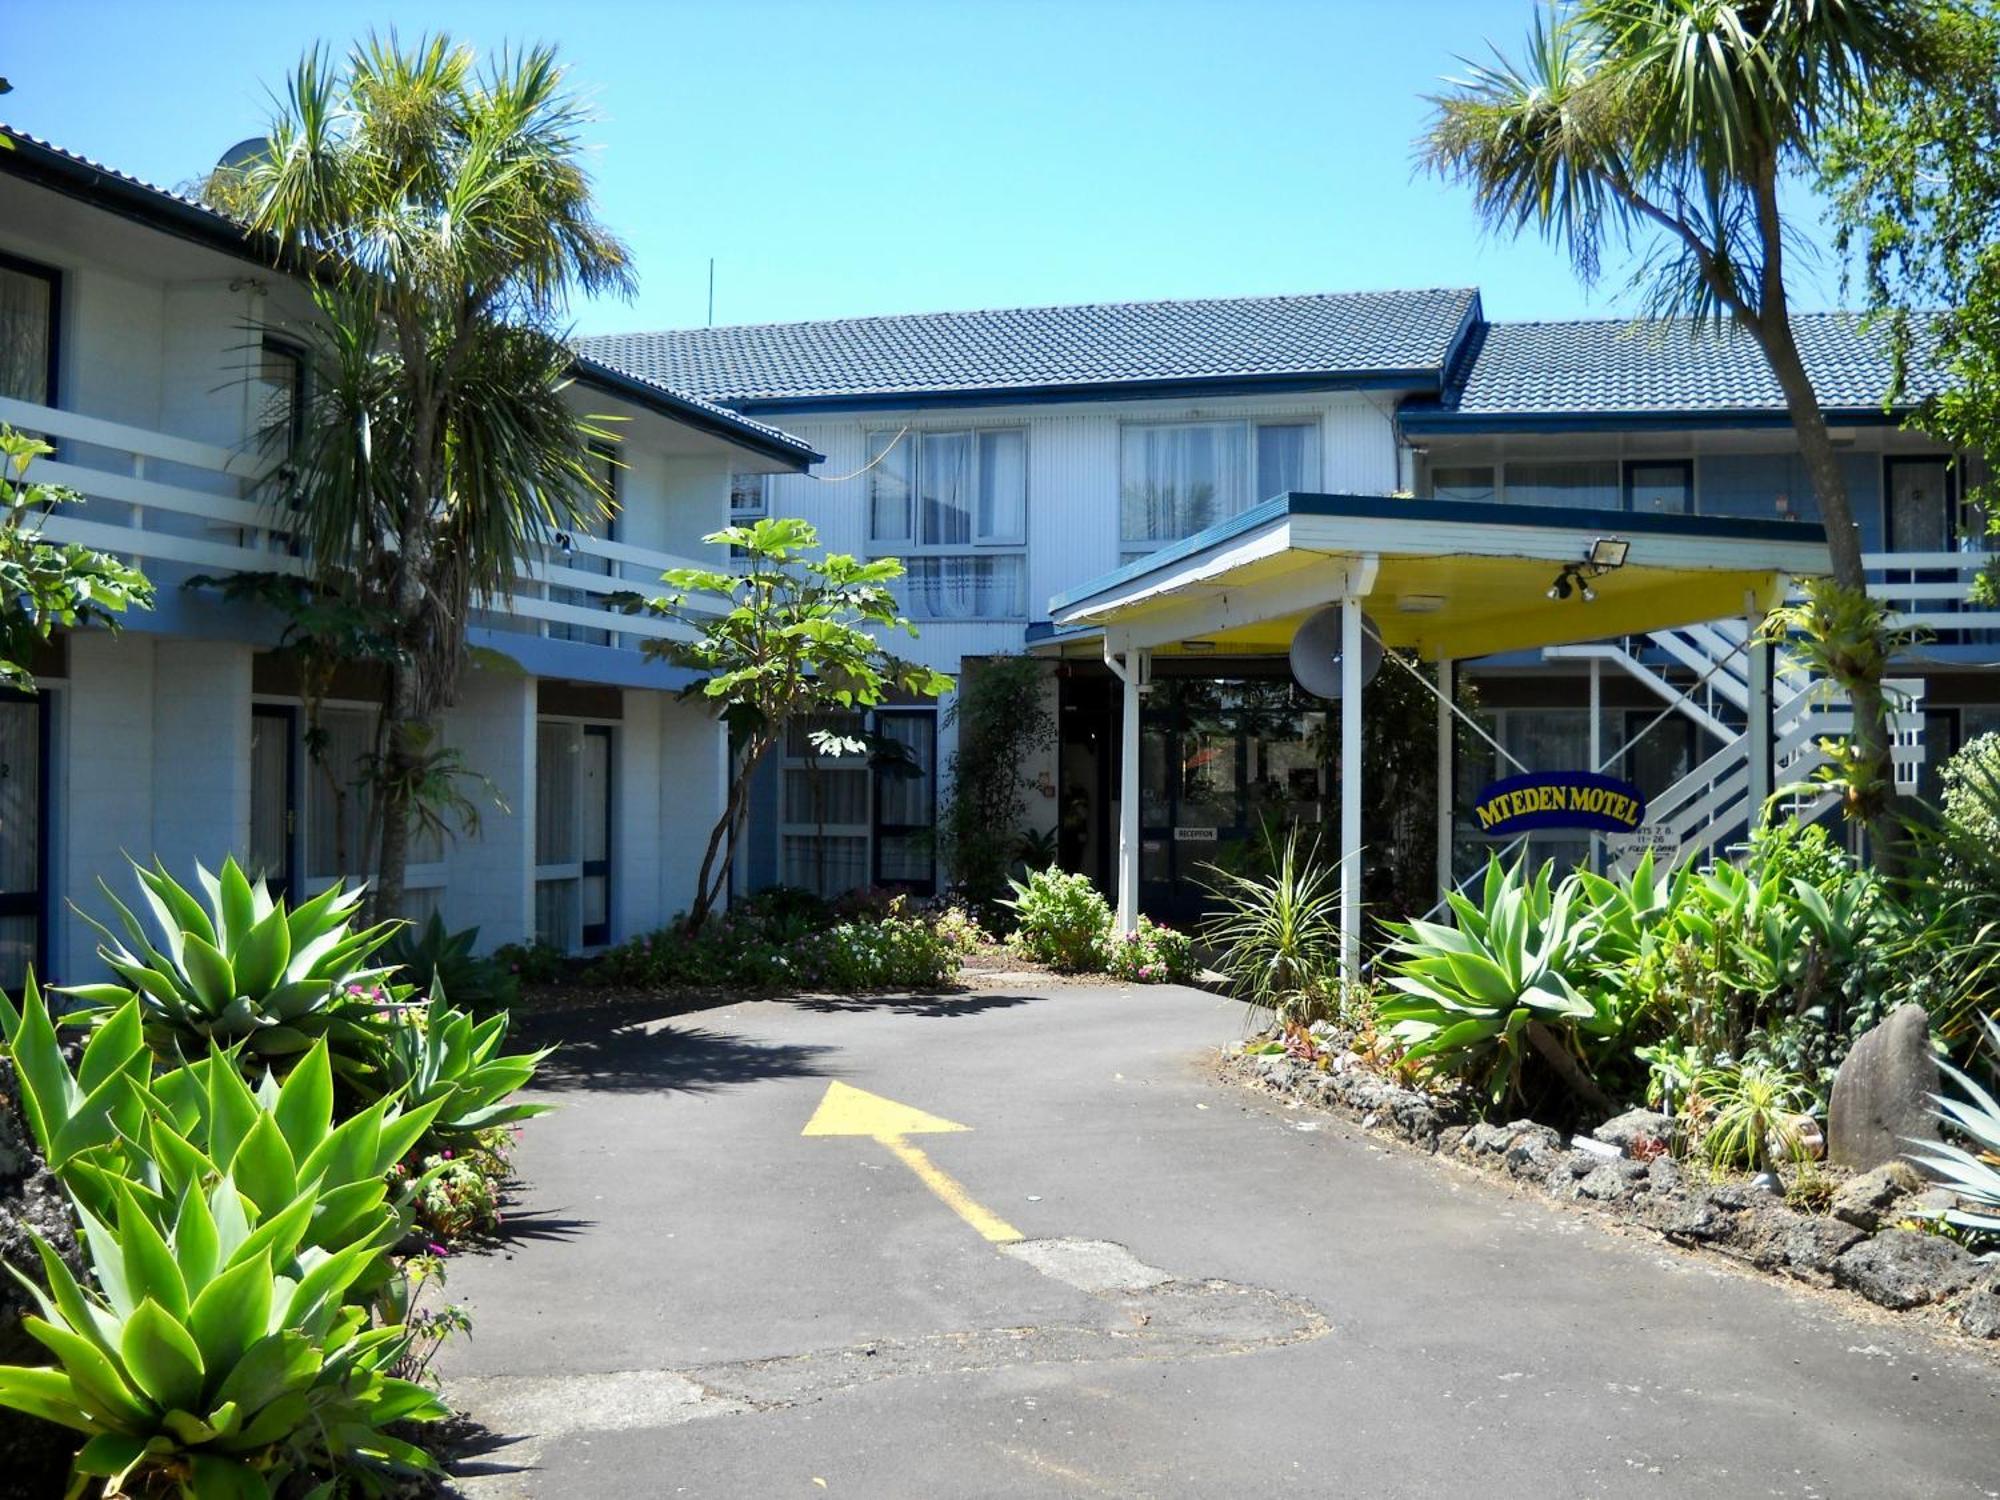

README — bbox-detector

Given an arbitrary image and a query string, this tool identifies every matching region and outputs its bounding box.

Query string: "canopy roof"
[1042,493,1831,662]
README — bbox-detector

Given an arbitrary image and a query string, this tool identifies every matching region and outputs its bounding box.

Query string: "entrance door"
[1886,456,1955,556]
[249,704,298,903]
[0,691,49,989]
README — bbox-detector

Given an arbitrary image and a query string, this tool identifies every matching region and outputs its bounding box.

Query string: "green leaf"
[117,1186,190,1322]
[177,934,236,1014]
[188,1252,274,1375]
[272,1042,333,1160]
[216,857,257,952]
[231,904,292,1001]
[21,1317,151,1429]
[230,1115,299,1221]
[119,1299,205,1413]
[0,1365,96,1433]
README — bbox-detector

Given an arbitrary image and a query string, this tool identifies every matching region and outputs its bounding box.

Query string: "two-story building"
[8,119,1994,975]
[0,127,820,988]
[588,292,1997,913]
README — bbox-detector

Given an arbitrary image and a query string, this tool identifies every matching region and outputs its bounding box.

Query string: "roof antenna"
[707,257,715,328]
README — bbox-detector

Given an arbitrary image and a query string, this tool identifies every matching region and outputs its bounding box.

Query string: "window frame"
[865,427,1029,620]
[1622,458,1694,515]
[0,249,61,409]
[1117,416,1320,554]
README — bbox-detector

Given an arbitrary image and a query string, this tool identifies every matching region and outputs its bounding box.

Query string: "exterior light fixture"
[1547,573,1572,601]
[1181,639,1216,652]
[1588,537,1630,570]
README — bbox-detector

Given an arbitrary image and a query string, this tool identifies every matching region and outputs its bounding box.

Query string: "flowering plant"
[1104,917,1197,984]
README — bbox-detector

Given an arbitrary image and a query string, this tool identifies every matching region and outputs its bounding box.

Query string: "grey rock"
[1657,1190,1734,1243]
[1830,1160,1926,1231]
[1956,1265,2000,1339]
[1645,1157,1684,1194]
[1578,1165,1637,1203]
[1779,1216,1867,1278]
[1827,1003,1941,1173]
[1707,1181,1753,1212]
[1593,1108,1672,1156]
[1436,1125,1468,1157]
[1559,1150,1599,1180]
[1461,1121,1515,1157]
[1389,1094,1441,1148]
[1831,1228,1979,1311]
[1501,1122,1565,1178]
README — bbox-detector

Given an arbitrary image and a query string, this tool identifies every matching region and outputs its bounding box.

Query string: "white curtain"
[1120,423,1248,545]
[536,721,581,866]
[976,429,1026,542]
[868,430,912,542]
[909,556,1023,619]
[920,432,974,546]
[1255,424,1315,500]
[0,265,51,405]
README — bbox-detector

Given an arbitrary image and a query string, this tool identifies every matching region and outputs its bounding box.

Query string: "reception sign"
[1471,772,1647,836]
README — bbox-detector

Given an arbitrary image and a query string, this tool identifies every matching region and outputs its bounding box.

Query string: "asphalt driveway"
[437,982,2000,1498]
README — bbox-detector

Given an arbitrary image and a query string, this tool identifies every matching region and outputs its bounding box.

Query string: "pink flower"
[427,1241,448,1256]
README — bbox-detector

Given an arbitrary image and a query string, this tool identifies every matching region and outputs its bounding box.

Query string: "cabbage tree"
[1420,0,1951,859]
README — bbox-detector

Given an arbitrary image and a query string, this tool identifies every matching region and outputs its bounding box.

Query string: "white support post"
[1104,639,1147,937]
[1340,596,1363,980]
[1435,655,1454,902]
[1746,604,1774,830]
[1588,656,1603,873]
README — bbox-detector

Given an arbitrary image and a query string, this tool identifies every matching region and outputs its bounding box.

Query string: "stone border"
[1220,1047,2000,1345]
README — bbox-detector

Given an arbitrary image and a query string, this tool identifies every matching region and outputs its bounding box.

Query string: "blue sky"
[4,0,1845,336]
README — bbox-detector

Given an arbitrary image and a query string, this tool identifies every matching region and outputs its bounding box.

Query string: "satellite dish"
[216,137,272,174]
[1289,605,1383,699]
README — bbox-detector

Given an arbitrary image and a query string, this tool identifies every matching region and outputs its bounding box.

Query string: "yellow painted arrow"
[802,1081,1022,1244]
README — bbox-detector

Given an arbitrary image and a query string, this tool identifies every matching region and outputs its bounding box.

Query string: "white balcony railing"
[0,395,723,649]
[1862,550,2000,637]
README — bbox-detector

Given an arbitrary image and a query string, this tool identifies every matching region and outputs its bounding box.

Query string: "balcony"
[1,395,724,656]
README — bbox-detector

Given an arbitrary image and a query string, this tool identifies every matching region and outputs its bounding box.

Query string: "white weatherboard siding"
[655,702,730,920]
[745,393,1403,888]
[149,640,255,883]
[60,635,157,978]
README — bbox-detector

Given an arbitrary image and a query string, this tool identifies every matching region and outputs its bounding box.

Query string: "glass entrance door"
[249,705,298,903]
[0,691,48,989]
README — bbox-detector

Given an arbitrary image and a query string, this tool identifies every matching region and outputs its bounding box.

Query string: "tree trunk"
[1750,314,1900,869]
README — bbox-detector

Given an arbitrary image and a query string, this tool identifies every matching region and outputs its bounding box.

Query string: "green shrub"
[587,893,973,992]
[490,938,571,986]
[1104,917,1197,985]
[60,856,396,1075]
[403,1130,513,1245]
[1687,1060,1817,1174]
[0,1176,445,1497]
[385,912,520,1013]
[938,655,1057,913]
[1199,831,1340,1024]
[1380,858,1645,1114]
[1005,867,1111,973]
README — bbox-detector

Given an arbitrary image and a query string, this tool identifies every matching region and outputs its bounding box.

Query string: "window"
[729,471,768,523]
[1625,460,1692,514]
[253,338,306,460]
[1119,419,1317,551]
[303,705,444,890]
[776,709,938,897]
[1504,460,1620,509]
[1429,465,1496,502]
[0,253,59,407]
[867,428,1027,618]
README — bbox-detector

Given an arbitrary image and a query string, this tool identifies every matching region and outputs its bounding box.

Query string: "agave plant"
[61,855,398,1069]
[4,983,439,1262]
[371,988,550,1144]
[1379,857,1638,1113]
[0,1177,445,1497]
[383,912,520,1014]
[1906,1012,2000,1239]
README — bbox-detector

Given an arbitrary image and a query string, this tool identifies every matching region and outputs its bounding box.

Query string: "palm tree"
[242,35,633,918]
[1420,0,1945,858]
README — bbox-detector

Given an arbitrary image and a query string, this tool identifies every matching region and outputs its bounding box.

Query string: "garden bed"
[1220,1037,2000,1345]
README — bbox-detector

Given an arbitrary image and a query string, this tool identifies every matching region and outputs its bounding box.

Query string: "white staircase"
[1549,621,1926,874]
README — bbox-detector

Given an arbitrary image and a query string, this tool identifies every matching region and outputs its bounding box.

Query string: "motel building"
[4,122,1997,988]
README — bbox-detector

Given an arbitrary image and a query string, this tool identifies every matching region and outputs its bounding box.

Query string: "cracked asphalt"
[437,982,2000,1498]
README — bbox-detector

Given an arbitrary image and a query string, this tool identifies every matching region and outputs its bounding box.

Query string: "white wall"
[438,670,537,948]
[149,640,253,879]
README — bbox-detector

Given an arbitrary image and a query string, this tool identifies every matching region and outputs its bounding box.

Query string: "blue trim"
[724,368,1444,416]
[1048,490,1831,614]
[1399,405,1910,436]
[464,626,704,692]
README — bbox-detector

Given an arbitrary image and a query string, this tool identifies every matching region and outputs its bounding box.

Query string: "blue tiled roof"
[1404,312,1939,429]
[576,288,1482,407]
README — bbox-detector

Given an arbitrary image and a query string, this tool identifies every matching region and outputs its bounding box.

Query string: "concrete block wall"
[150,640,253,883]
[613,691,665,938]
[656,701,728,921]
